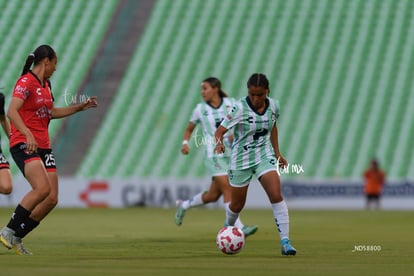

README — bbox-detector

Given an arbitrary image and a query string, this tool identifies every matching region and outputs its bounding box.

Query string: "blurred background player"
[175,77,258,237]
[0,45,98,255]
[0,92,12,195]
[363,159,386,210]
[214,73,296,256]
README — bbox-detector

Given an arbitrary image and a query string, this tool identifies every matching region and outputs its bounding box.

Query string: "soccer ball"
[216,226,245,254]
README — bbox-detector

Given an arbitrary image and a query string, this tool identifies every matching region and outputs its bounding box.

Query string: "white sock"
[182,192,204,210]
[224,203,244,228]
[234,217,244,229]
[272,200,290,241]
[225,203,239,226]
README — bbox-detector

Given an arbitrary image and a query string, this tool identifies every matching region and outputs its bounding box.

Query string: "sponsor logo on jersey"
[35,106,52,119]
[14,85,27,96]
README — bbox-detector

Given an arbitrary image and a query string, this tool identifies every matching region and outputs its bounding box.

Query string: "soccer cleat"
[242,225,258,237]
[281,238,296,256]
[0,227,15,249]
[12,236,32,255]
[175,200,186,226]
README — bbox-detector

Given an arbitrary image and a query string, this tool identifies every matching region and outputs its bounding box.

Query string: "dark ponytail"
[218,89,228,98]
[21,54,36,76]
[202,77,228,98]
[21,45,56,76]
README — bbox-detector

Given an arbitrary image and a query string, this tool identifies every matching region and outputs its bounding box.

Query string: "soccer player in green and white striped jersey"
[175,77,257,237]
[215,73,296,256]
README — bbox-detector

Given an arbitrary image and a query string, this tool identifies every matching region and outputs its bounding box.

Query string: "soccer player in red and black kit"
[0,45,98,255]
[0,92,12,195]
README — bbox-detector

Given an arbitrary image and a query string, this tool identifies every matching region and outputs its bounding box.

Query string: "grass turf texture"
[0,208,413,275]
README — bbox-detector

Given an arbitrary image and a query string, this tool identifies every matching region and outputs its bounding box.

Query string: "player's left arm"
[51,96,98,119]
[270,124,288,168]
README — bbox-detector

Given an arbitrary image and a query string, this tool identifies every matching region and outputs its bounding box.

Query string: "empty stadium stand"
[0,0,118,175]
[77,0,414,179]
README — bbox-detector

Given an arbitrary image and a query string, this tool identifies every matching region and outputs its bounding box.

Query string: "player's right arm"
[215,101,242,154]
[181,122,196,155]
[181,104,201,155]
[8,97,37,152]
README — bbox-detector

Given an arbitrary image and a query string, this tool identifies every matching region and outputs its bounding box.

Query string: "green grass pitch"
[0,208,413,275]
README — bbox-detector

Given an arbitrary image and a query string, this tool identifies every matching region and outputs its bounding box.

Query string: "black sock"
[18,217,40,239]
[6,204,31,233]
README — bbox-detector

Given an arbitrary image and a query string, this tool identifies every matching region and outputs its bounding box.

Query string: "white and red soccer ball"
[216,226,245,254]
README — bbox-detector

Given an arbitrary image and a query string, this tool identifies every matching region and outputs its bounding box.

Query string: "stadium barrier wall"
[1,177,413,210]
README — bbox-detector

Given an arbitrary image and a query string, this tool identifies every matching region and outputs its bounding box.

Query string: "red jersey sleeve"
[12,76,31,100]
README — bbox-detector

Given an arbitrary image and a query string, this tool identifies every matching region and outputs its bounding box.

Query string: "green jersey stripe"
[220,97,280,170]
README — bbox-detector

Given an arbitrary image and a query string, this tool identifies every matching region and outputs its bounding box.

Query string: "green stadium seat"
[0,0,118,176]
[71,0,413,179]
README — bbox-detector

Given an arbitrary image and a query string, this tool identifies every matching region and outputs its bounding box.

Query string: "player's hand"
[181,144,190,155]
[214,144,225,154]
[80,96,98,110]
[25,132,38,153]
[277,155,288,168]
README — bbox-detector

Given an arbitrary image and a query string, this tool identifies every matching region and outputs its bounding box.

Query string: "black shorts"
[0,148,10,170]
[366,194,380,200]
[10,143,57,176]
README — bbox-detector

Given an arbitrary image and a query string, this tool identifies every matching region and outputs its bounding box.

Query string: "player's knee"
[0,185,12,194]
[45,195,58,209]
[35,185,51,201]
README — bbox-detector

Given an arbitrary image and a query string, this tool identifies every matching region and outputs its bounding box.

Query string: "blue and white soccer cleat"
[281,238,297,256]
[242,225,258,237]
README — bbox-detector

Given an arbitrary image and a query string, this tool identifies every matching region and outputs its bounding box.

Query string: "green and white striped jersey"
[220,96,279,170]
[190,97,234,158]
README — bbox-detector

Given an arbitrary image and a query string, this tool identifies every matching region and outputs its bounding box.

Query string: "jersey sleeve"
[220,101,243,130]
[270,98,280,125]
[189,104,201,125]
[12,77,30,100]
[0,93,5,115]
